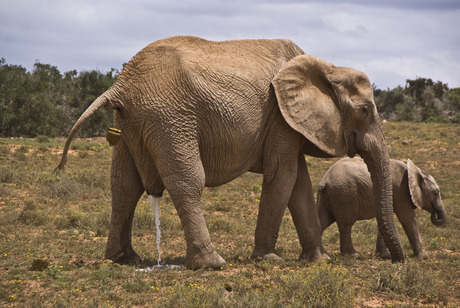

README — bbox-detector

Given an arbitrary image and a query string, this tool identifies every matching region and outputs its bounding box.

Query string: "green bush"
[17,200,48,226]
[277,262,355,307]
[374,262,447,304]
[39,175,80,202]
[0,165,15,183]
[0,59,117,138]
[36,135,50,143]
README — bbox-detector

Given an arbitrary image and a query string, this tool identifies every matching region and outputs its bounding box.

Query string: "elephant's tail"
[55,88,117,171]
[316,183,335,233]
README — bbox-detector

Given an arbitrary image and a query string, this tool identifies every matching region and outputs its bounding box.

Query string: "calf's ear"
[407,159,423,209]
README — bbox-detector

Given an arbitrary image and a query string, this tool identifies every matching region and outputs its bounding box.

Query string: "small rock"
[72,259,85,268]
[224,283,233,292]
[402,140,411,145]
[30,258,50,271]
[95,259,120,269]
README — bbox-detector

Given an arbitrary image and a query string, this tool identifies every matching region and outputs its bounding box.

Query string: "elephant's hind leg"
[158,149,225,270]
[105,140,145,264]
[338,221,358,257]
[317,190,335,234]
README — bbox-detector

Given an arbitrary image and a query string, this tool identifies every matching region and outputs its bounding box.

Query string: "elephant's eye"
[360,106,369,117]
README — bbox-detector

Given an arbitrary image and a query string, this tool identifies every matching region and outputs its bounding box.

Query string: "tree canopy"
[374,78,459,123]
[0,58,118,137]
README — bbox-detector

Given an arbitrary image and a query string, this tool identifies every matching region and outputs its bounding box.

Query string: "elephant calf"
[317,157,446,259]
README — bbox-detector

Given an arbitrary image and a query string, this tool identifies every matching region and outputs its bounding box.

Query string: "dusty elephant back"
[120,35,305,96]
[115,37,304,113]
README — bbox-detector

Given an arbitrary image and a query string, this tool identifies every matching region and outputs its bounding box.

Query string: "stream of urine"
[149,194,162,266]
[136,195,183,271]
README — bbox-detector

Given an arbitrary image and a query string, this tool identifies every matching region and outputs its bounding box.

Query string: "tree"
[0,59,30,136]
[0,59,119,137]
[374,86,407,120]
[405,78,434,102]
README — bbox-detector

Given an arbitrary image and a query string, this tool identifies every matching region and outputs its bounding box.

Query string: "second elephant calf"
[317,157,446,259]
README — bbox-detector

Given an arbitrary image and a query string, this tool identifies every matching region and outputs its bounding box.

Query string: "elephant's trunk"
[358,125,405,263]
[56,88,117,171]
[430,206,446,226]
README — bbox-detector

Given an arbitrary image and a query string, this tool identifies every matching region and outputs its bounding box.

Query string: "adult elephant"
[57,36,404,269]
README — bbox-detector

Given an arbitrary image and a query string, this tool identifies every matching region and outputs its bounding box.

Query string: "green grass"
[0,122,459,307]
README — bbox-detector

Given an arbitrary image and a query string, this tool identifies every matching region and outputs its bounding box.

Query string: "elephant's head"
[407,159,446,226]
[272,55,405,262]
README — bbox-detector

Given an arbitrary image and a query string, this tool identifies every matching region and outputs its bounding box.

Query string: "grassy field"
[0,122,459,307]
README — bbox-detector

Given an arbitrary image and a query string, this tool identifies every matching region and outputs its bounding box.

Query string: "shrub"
[40,176,78,201]
[374,262,447,304]
[0,165,15,183]
[277,262,355,307]
[0,145,10,156]
[17,200,48,226]
[36,135,50,143]
[156,283,228,308]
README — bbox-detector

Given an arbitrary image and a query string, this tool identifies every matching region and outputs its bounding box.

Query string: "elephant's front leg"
[251,161,297,261]
[251,139,324,262]
[376,231,391,259]
[287,155,329,261]
[105,140,145,264]
[395,210,428,258]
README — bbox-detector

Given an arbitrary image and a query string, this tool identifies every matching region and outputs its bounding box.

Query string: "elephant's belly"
[200,140,262,187]
[202,153,261,187]
[357,202,377,220]
[197,102,267,187]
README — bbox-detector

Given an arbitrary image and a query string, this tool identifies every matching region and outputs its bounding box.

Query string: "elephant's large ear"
[272,55,348,157]
[407,159,423,209]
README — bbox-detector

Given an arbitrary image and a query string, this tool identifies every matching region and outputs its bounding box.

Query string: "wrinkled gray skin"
[318,157,446,259]
[57,36,404,269]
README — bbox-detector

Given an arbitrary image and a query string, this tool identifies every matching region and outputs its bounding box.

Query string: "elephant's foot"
[105,247,142,265]
[376,250,391,260]
[186,250,226,270]
[412,251,429,259]
[299,249,330,262]
[340,248,359,259]
[251,252,284,262]
[341,251,359,259]
[250,247,283,262]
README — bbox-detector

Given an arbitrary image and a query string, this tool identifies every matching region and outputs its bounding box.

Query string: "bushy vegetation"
[0,58,118,137]
[0,122,459,307]
[374,78,460,123]
[1,58,459,139]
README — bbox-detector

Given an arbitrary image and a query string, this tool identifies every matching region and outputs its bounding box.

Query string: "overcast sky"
[1,0,459,89]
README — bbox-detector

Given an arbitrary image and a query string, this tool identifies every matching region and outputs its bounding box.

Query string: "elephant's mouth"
[346,131,358,158]
[431,205,446,226]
